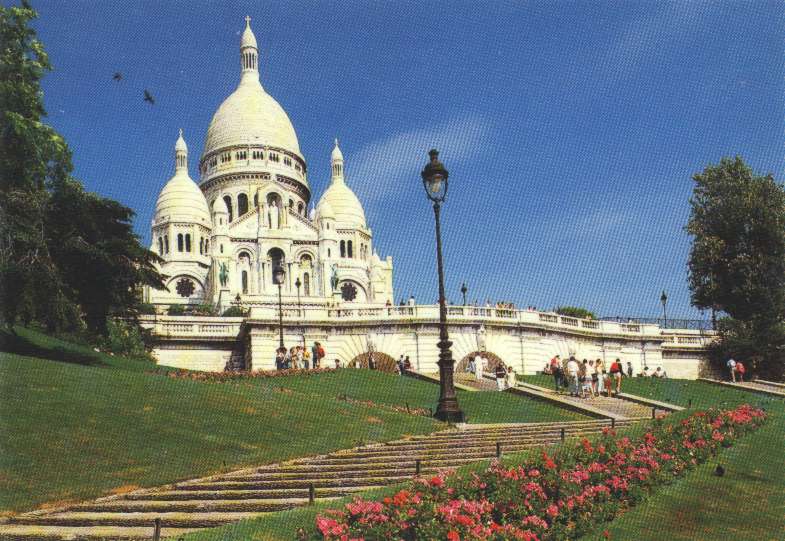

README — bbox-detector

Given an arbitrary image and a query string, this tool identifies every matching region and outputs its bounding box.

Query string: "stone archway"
[349,352,397,373]
[456,351,505,373]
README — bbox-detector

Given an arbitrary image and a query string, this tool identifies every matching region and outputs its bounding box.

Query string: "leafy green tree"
[0,1,75,330]
[687,157,785,378]
[554,306,596,320]
[0,2,164,334]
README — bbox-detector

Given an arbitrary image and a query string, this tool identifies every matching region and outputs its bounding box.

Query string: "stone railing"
[140,307,712,346]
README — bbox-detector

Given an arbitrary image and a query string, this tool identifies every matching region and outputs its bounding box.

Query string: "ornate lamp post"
[660,290,668,329]
[421,149,464,423]
[461,282,468,306]
[273,265,286,349]
[295,277,302,317]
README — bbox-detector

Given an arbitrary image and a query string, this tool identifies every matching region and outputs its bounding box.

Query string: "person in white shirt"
[726,358,736,382]
[566,356,580,397]
[506,365,517,389]
[474,353,484,381]
[642,366,651,377]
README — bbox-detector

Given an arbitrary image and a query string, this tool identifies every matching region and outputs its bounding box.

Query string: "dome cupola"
[154,130,211,227]
[316,139,366,228]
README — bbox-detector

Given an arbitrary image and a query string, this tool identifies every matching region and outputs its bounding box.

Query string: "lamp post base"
[434,401,465,423]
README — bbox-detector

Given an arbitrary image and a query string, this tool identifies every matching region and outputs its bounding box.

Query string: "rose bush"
[308,404,766,540]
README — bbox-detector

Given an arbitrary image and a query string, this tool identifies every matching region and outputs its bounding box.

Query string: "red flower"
[447,530,460,541]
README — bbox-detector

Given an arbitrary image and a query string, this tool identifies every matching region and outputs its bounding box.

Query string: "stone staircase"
[700,377,785,398]
[0,420,635,540]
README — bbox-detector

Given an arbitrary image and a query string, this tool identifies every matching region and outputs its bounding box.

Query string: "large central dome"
[202,19,301,160]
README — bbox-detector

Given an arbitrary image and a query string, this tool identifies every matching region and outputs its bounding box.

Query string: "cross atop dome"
[245,15,251,27]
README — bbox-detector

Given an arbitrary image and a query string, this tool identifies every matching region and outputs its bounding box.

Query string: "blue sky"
[33,1,784,318]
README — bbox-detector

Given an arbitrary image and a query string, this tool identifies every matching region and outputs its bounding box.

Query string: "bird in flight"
[112,72,122,81]
[143,90,155,105]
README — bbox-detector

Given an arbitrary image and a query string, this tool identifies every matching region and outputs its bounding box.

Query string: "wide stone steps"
[8,511,269,528]
[0,419,638,540]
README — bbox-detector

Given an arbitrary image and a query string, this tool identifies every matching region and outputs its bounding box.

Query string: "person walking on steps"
[726,358,737,382]
[495,362,507,391]
[610,358,623,395]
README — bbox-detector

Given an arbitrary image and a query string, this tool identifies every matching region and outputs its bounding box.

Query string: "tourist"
[653,366,664,378]
[642,365,650,377]
[609,358,623,394]
[474,353,484,381]
[334,358,341,369]
[602,371,613,397]
[580,360,592,399]
[403,356,412,371]
[368,352,376,370]
[408,295,416,306]
[275,347,285,370]
[506,365,517,389]
[549,355,562,392]
[467,356,476,375]
[303,347,311,370]
[566,356,580,397]
[397,355,405,375]
[626,361,633,378]
[543,362,552,375]
[495,362,507,391]
[726,358,737,382]
[311,342,320,369]
[290,346,300,370]
[589,359,599,396]
[736,361,745,382]
[596,358,606,395]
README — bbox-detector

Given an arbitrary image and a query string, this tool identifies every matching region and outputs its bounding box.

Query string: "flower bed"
[308,404,766,540]
[150,367,338,382]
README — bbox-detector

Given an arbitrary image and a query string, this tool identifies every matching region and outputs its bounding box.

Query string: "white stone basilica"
[146,18,394,311]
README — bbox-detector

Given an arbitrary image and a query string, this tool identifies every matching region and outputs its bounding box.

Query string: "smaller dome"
[212,197,227,214]
[241,16,257,49]
[316,182,365,228]
[174,128,187,152]
[155,173,211,227]
[331,138,344,162]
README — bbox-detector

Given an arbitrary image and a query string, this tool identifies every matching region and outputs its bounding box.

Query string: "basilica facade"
[146,18,394,311]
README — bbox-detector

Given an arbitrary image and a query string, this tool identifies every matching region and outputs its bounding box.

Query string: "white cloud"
[345,115,494,209]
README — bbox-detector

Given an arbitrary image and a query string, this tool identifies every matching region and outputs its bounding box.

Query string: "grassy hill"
[0,327,582,514]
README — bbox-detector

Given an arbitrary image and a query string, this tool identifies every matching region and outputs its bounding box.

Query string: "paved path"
[0,420,633,540]
[700,378,785,398]
[454,372,674,420]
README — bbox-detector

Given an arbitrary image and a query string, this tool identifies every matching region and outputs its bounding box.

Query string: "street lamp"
[660,290,668,329]
[461,282,468,306]
[295,277,302,317]
[273,265,286,349]
[421,149,464,423]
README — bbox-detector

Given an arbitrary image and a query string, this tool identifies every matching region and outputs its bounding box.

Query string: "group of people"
[726,358,747,382]
[275,341,326,370]
[547,355,669,398]
[396,355,413,375]
[466,353,516,390]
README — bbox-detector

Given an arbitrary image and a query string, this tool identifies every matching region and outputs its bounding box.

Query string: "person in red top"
[550,355,563,392]
[609,359,622,395]
[735,361,746,382]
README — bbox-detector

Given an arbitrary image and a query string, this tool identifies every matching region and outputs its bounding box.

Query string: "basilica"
[146,18,395,311]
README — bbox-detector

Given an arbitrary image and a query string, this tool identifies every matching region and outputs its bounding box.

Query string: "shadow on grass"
[0,329,106,367]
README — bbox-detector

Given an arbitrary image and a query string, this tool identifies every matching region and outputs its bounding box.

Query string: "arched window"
[164,235,169,254]
[253,193,258,208]
[327,248,331,257]
[177,234,184,252]
[288,198,294,209]
[205,239,209,253]
[158,237,163,255]
[297,202,304,215]
[241,270,248,294]
[303,272,310,296]
[185,234,191,252]
[223,195,233,222]
[340,240,345,258]
[238,193,249,216]
[199,238,204,255]
[347,240,353,258]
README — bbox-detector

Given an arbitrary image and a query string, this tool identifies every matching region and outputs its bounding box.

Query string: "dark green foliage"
[0,3,164,334]
[687,157,785,379]
[554,306,596,320]
[167,304,186,316]
[101,319,151,359]
[191,303,217,316]
[137,303,157,315]
[221,305,248,317]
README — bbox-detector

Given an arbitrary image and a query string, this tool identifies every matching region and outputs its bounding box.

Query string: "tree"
[687,157,785,378]
[0,2,164,334]
[554,306,596,320]
[0,1,75,330]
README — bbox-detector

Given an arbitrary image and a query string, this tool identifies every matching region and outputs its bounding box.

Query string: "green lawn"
[271,369,587,424]
[0,327,441,512]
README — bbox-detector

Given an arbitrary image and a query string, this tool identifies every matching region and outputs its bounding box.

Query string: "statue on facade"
[330,264,339,293]
[476,324,487,352]
[219,262,229,287]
